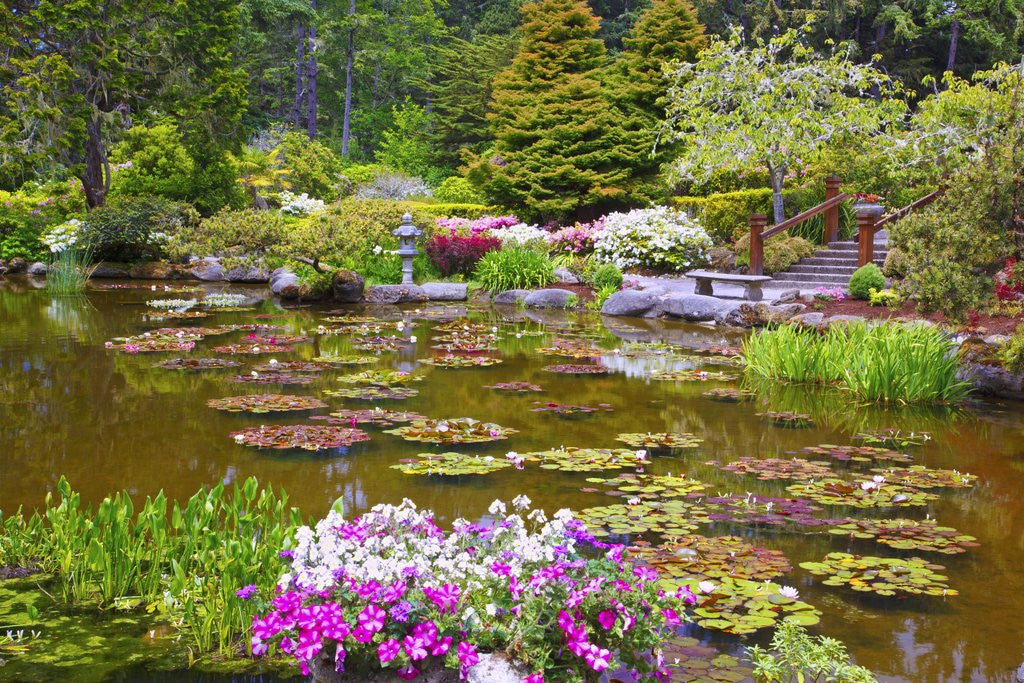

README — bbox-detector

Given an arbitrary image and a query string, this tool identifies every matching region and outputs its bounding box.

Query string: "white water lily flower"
[698,580,717,594]
[778,586,800,599]
[409,335,417,343]
[269,358,278,365]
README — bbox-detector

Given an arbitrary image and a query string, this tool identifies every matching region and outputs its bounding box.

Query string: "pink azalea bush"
[435,215,520,236]
[548,220,604,255]
[245,497,692,681]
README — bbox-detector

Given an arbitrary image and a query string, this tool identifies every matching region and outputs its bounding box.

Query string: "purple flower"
[294,630,322,661]
[430,635,452,656]
[633,566,658,582]
[597,610,616,630]
[403,634,429,661]
[457,640,479,670]
[390,600,412,622]
[583,643,611,672]
[357,604,386,633]
[378,638,401,664]
[424,583,460,613]
[235,584,258,600]
[523,673,544,683]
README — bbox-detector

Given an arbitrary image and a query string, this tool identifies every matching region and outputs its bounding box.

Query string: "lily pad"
[310,409,426,427]
[662,637,754,683]
[435,318,492,333]
[536,343,603,359]
[108,339,197,353]
[323,386,419,401]
[615,432,703,451]
[853,429,932,448]
[420,355,503,368]
[321,314,381,324]
[385,417,517,444]
[585,472,707,499]
[351,336,411,352]
[650,369,738,382]
[706,458,834,481]
[543,364,610,375]
[337,369,422,386]
[530,402,613,416]
[211,343,295,355]
[799,552,958,597]
[785,478,939,508]
[254,361,343,372]
[229,424,369,451]
[310,354,379,365]
[390,452,512,476]
[523,447,650,473]
[827,518,980,554]
[702,388,757,402]
[632,534,792,581]
[229,372,318,385]
[154,358,240,371]
[207,394,327,413]
[867,465,977,489]
[661,577,820,635]
[757,411,814,428]
[798,444,913,465]
[142,310,211,321]
[483,382,543,392]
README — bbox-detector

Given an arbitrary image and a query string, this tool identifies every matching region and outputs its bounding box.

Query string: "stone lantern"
[393,211,422,285]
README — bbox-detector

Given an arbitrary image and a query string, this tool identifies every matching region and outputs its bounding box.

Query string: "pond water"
[1,279,1023,682]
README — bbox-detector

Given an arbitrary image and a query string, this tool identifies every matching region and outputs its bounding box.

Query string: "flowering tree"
[661,27,906,223]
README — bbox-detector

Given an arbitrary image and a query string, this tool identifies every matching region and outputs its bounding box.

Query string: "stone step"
[772,272,853,285]
[788,264,859,275]
[826,242,889,252]
[804,256,861,265]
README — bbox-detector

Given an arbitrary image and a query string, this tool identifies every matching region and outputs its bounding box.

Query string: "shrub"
[868,288,901,308]
[350,250,438,285]
[355,171,432,200]
[674,188,773,244]
[994,257,1024,301]
[549,219,604,255]
[591,262,623,290]
[279,191,326,216]
[882,247,909,279]
[473,247,555,294]
[748,622,876,683]
[424,230,501,277]
[374,99,442,181]
[999,325,1024,374]
[594,207,712,271]
[108,123,194,201]
[490,222,550,250]
[0,180,86,261]
[743,322,970,403]
[848,263,885,300]
[434,176,485,204]
[338,163,390,186]
[81,196,199,263]
[278,132,342,198]
[734,234,815,274]
[169,207,286,266]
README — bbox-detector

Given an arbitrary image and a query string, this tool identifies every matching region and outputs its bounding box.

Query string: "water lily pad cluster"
[702,388,757,402]
[757,411,814,428]
[206,394,327,413]
[434,318,492,333]
[385,417,517,444]
[853,429,932,449]
[707,457,834,482]
[523,447,649,473]
[633,534,792,581]
[229,424,369,451]
[799,552,958,597]
[868,465,977,489]
[529,402,613,416]
[584,472,707,499]
[109,339,198,353]
[142,310,211,320]
[431,331,496,352]
[324,386,419,400]
[615,432,703,451]
[662,637,754,683]
[665,577,821,634]
[483,382,543,392]
[391,452,512,476]
[321,321,413,336]
[650,369,738,382]
[202,293,251,308]
[254,361,341,372]
[798,444,913,465]
[321,314,380,324]
[154,358,240,370]
[576,500,701,537]
[702,345,743,357]
[827,518,979,554]
[543,364,610,375]
[311,355,378,365]
[536,343,602,359]
[337,369,421,386]
[211,343,294,355]
[351,336,410,352]
[229,371,318,385]
[311,409,426,427]
[420,355,503,368]
[785,479,939,508]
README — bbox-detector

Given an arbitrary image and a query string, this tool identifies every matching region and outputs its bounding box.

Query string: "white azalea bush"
[490,222,550,249]
[594,207,713,271]
[279,191,326,216]
[41,218,83,253]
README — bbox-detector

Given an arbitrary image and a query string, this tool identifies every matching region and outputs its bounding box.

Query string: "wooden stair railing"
[856,187,945,267]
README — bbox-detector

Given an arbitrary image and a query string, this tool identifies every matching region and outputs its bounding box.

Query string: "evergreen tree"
[609,0,705,197]
[481,0,634,221]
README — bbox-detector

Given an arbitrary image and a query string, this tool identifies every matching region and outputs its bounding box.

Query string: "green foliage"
[0,476,299,655]
[473,247,555,293]
[868,288,902,308]
[277,132,342,198]
[375,99,444,183]
[434,177,486,204]
[339,163,391,186]
[109,124,195,200]
[588,284,620,311]
[849,263,886,300]
[46,245,94,295]
[0,182,86,261]
[734,234,816,274]
[352,252,439,286]
[743,322,971,403]
[591,262,624,290]
[480,0,637,220]
[882,247,910,279]
[748,621,876,683]
[82,196,200,263]
[169,207,286,266]
[676,189,774,243]
[999,325,1024,374]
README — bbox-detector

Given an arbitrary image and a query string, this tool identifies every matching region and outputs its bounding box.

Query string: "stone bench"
[685,270,773,301]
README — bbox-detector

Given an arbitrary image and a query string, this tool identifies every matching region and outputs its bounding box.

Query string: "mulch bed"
[542,283,595,302]
[811,298,1023,336]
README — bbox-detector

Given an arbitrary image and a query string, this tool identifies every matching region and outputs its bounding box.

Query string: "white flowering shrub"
[490,222,550,249]
[594,207,713,271]
[41,219,83,253]
[279,191,326,216]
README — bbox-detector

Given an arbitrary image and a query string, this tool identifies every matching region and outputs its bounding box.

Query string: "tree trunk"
[295,25,306,127]
[307,0,318,138]
[947,17,960,73]
[770,168,785,224]
[80,117,109,209]
[341,0,355,157]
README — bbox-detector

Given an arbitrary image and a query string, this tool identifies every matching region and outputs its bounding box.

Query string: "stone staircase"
[771,231,889,291]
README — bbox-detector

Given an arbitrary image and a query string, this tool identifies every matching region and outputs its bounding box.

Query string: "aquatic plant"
[650,369,738,382]
[828,518,979,555]
[707,457,834,481]
[785,478,938,508]
[758,411,815,428]
[385,417,518,444]
[46,243,95,295]
[420,355,504,368]
[852,429,932,448]
[351,336,411,352]
[632,534,792,581]
[537,343,603,359]
[154,358,240,370]
[311,409,426,427]
[524,447,649,473]
[543,363,611,375]
[702,387,757,402]
[867,465,977,489]
[660,577,820,635]
[483,381,543,392]
[337,369,421,386]
[391,452,512,476]
[583,472,707,500]
[615,432,702,451]
[309,354,379,365]
[202,293,251,308]
[211,343,295,354]
[230,371,318,385]
[530,401,613,416]
[254,360,345,372]
[147,298,198,310]
[324,386,419,400]
[747,621,876,683]
[799,552,958,597]
[664,637,754,682]
[229,424,370,451]
[798,444,913,465]
[207,394,327,413]
[743,323,971,403]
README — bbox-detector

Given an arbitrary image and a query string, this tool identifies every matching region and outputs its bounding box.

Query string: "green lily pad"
[482,382,543,392]
[420,355,503,368]
[799,552,958,597]
[702,388,757,402]
[351,336,411,352]
[229,424,369,451]
[660,577,820,635]
[867,465,978,489]
[662,637,754,683]
[650,369,738,382]
[337,369,422,386]
[391,452,512,476]
[323,386,419,400]
[584,472,708,499]
[706,457,834,481]
[253,360,344,372]
[798,444,913,465]
[543,363,610,375]
[229,371,318,385]
[384,417,517,444]
[206,394,327,413]
[631,534,792,581]
[785,478,938,508]
[615,432,703,451]
[310,354,379,365]
[536,342,603,359]
[211,343,295,355]
[153,358,240,370]
[853,429,932,448]
[757,411,814,428]
[530,401,613,416]
[311,409,426,427]
[522,447,650,473]
[828,518,980,554]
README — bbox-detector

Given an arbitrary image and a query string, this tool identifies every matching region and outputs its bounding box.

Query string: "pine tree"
[609,0,705,197]
[482,0,635,221]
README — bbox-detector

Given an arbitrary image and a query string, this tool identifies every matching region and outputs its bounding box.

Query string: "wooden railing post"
[856,210,876,267]
[824,176,841,244]
[748,214,767,276]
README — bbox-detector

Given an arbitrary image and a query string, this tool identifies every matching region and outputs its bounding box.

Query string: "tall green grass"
[474,247,555,294]
[743,322,971,403]
[46,245,94,295]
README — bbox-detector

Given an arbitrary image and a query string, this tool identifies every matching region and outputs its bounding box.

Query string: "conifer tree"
[481,0,635,221]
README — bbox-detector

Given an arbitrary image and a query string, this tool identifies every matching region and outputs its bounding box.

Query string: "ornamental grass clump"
[250,497,692,680]
[743,322,970,403]
[473,247,555,294]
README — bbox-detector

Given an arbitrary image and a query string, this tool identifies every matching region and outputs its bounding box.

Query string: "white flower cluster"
[593,207,713,271]
[147,298,198,310]
[489,222,549,248]
[282,498,577,595]
[41,219,82,253]
[279,191,326,216]
[203,293,250,308]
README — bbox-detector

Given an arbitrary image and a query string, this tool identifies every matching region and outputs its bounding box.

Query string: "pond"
[1,278,1023,682]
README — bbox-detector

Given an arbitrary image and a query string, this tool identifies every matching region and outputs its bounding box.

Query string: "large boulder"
[90,262,132,278]
[27,262,48,276]
[270,271,300,295]
[790,312,826,328]
[332,269,365,303]
[6,257,27,274]
[958,362,1024,400]
[552,266,579,284]
[524,288,577,309]
[661,293,740,322]
[493,289,532,305]
[364,284,429,305]
[719,302,806,328]
[422,282,468,301]
[129,261,176,279]
[822,314,868,328]
[600,290,660,317]
[225,264,271,283]
[189,257,224,281]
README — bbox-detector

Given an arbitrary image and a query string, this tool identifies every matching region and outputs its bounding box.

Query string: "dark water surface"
[1,278,1022,682]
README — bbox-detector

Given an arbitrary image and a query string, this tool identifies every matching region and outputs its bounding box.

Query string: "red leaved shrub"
[425,231,502,277]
